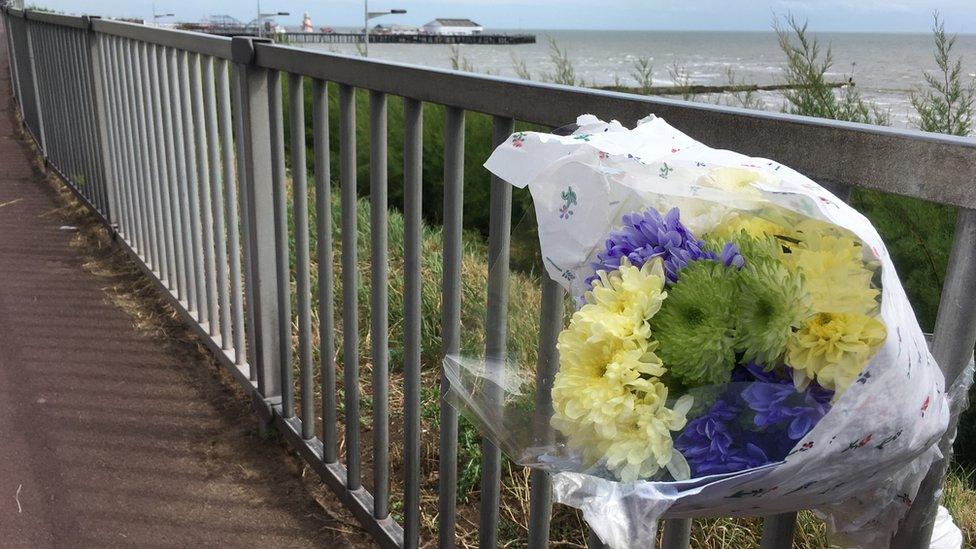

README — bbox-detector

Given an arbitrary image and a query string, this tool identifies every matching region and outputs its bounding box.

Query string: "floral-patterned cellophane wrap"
[441,115,955,547]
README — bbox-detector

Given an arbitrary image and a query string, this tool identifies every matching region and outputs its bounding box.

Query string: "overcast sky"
[30,0,976,33]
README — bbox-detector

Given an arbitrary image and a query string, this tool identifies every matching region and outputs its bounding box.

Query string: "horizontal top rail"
[92,19,232,60]
[255,40,976,210]
[23,10,89,29]
[6,9,233,60]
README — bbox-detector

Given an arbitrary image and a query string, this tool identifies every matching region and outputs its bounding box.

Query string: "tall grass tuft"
[630,56,654,94]
[910,13,975,137]
[542,36,579,86]
[775,15,888,125]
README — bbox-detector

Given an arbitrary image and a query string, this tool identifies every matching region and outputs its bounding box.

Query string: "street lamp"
[363,1,406,57]
[253,1,289,38]
[151,3,174,26]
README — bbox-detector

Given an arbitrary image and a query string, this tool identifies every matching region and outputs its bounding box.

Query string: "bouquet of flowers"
[552,200,885,482]
[444,115,952,547]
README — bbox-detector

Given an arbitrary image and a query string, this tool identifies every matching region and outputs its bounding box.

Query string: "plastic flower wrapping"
[443,115,961,548]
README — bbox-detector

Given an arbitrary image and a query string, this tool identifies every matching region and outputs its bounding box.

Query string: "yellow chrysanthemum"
[601,390,694,482]
[551,258,692,481]
[577,258,668,342]
[697,167,765,196]
[787,312,887,396]
[553,330,664,439]
[708,212,796,245]
[785,233,879,315]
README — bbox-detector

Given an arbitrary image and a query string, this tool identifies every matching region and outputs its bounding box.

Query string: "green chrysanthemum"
[735,258,811,366]
[650,261,737,386]
[707,230,784,266]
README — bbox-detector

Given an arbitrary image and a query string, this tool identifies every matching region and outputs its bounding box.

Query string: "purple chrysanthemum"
[586,207,742,287]
[739,364,833,440]
[675,364,834,477]
[674,398,772,476]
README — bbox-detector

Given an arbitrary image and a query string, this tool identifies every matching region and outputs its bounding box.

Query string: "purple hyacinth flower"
[587,207,731,286]
[741,366,834,441]
[674,398,773,476]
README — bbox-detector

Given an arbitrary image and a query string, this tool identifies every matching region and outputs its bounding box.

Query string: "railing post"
[3,9,23,112]
[231,36,281,417]
[891,207,976,548]
[83,17,118,229]
[21,12,46,153]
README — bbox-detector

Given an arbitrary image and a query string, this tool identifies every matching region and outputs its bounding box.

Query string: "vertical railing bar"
[40,25,64,174]
[231,35,282,400]
[891,207,976,548]
[93,31,125,233]
[222,59,248,366]
[127,38,155,266]
[213,58,236,352]
[172,49,198,310]
[661,519,692,549]
[115,38,145,257]
[760,513,796,549]
[191,52,218,331]
[54,25,74,177]
[479,114,515,549]
[369,88,390,519]
[195,54,220,333]
[87,25,120,227]
[147,42,177,291]
[526,278,564,549]
[20,19,53,153]
[59,26,83,185]
[4,13,23,120]
[76,27,100,208]
[401,95,423,549]
[289,72,314,439]
[56,27,83,194]
[232,59,259,380]
[28,20,49,153]
[269,68,294,417]
[40,24,63,172]
[28,22,50,160]
[339,83,361,490]
[73,27,102,212]
[312,77,337,461]
[64,28,95,206]
[80,25,109,215]
[106,35,135,243]
[149,44,176,286]
[438,104,465,549]
[7,16,24,127]
[130,39,161,272]
[180,50,205,317]
[137,40,167,284]
[161,46,189,302]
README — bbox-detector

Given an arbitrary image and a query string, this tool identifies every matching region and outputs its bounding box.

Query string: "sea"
[296,29,976,129]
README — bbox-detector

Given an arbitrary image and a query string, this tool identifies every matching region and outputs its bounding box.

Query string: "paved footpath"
[0,24,362,548]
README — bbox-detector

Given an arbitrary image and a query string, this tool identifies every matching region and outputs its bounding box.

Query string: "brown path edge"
[0,22,372,549]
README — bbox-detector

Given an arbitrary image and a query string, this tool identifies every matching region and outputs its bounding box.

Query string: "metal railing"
[2,7,975,548]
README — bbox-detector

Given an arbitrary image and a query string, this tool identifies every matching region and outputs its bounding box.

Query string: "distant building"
[373,23,421,35]
[301,12,313,32]
[422,18,483,36]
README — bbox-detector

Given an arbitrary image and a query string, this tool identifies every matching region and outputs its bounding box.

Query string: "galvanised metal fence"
[2,7,975,548]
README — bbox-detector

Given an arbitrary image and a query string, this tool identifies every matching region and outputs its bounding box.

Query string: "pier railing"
[3,7,975,548]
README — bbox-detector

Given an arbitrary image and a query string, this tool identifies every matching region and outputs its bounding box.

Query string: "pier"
[204,29,536,45]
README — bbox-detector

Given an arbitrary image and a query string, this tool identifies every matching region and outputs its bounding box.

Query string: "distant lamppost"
[151,4,174,26]
[363,1,406,57]
[253,1,289,38]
